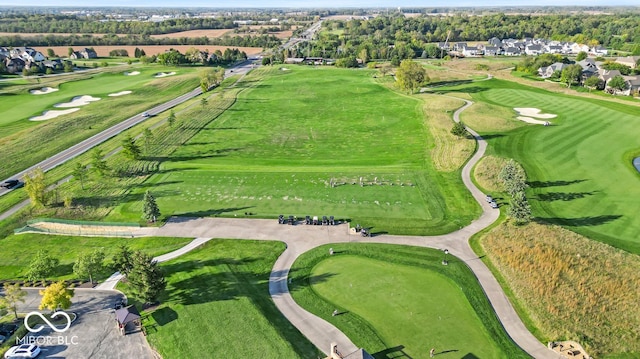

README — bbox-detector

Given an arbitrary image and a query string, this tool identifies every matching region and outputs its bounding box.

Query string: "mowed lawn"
[120,239,319,358]
[0,233,191,280]
[0,65,194,138]
[121,67,478,235]
[289,244,528,358]
[452,79,640,253]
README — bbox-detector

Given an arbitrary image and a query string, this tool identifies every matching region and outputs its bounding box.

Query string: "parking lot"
[15,289,155,359]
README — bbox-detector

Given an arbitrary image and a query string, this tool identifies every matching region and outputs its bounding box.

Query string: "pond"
[634,157,640,173]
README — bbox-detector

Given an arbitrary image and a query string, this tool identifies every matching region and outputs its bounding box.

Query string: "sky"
[1,0,638,7]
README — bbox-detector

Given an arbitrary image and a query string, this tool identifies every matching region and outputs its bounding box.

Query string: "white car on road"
[4,344,41,358]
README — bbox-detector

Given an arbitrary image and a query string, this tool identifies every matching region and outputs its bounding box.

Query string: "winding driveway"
[93,97,559,358]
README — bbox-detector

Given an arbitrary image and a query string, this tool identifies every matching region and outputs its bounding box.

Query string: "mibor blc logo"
[24,311,72,333]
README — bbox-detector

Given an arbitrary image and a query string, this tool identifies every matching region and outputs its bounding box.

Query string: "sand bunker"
[514,108,557,119]
[280,67,290,71]
[124,71,140,76]
[154,72,176,78]
[516,116,551,125]
[54,95,101,108]
[30,108,80,121]
[30,87,59,95]
[108,91,132,97]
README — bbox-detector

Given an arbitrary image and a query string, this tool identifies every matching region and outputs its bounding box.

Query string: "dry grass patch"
[460,101,522,133]
[482,222,640,357]
[421,94,475,172]
[474,155,508,192]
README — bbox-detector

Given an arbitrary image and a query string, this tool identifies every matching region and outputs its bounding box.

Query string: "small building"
[484,46,500,56]
[615,56,640,69]
[538,62,568,78]
[115,305,141,335]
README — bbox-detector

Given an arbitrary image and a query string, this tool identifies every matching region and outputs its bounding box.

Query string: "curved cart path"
[94,98,558,358]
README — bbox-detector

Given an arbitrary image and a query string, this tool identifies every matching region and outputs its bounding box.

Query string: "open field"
[0,234,191,281]
[118,239,319,358]
[112,66,479,235]
[480,222,640,358]
[0,65,201,179]
[34,45,263,58]
[439,78,640,253]
[289,243,528,358]
[149,29,233,38]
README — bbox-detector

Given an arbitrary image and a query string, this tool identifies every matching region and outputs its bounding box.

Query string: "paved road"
[4,288,154,359]
[0,60,257,198]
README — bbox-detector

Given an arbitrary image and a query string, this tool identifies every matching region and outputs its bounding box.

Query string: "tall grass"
[481,222,640,358]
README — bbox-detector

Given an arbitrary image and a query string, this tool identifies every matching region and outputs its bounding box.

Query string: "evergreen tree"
[72,163,87,190]
[128,251,166,304]
[121,135,141,160]
[142,190,160,222]
[499,159,528,195]
[112,245,134,275]
[508,191,532,224]
[90,149,109,177]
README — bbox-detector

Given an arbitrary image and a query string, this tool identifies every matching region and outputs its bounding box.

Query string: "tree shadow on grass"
[528,179,587,188]
[535,191,597,202]
[435,86,488,94]
[152,306,178,326]
[144,147,243,162]
[461,354,479,359]
[373,345,413,359]
[175,206,254,218]
[535,215,622,227]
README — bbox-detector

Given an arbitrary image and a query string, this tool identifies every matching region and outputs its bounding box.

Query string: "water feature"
[634,157,640,173]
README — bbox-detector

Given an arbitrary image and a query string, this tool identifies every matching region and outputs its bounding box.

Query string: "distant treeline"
[0,14,236,35]
[0,33,281,48]
[292,13,640,62]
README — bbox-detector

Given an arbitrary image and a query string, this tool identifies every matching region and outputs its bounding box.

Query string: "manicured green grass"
[442,78,640,254]
[289,244,529,358]
[0,65,201,179]
[119,239,319,359]
[114,66,479,235]
[0,233,191,280]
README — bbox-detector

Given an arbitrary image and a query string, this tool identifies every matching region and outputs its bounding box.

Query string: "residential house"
[461,45,479,57]
[284,57,304,64]
[606,75,640,96]
[453,42,467,51]
[590,46,608,56]
[484,46,500,56]
[538,62,568,78]
[525,44,543,56]
[599,69,622,86]
[503,47,521,56]
[80,48,97,59]
[488,37,503,47]
[20,48,46,62]
[570,43,590,54]
[5,57,25,73]
[42,59,63,71]
[615,56,640,69]
[546,45,563,54]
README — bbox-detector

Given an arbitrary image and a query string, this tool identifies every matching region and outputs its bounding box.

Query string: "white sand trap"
[30,108,80,121]
[514,108,557,119]
[108,91,132,97]
[517,116,551,125]
[124,71,140,76]
[54,95,101,108]
[30,87,59,95]
[280,67,290,71]
[154,72,176,78]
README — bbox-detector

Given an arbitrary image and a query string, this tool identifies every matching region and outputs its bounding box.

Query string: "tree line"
[292,13,640,63]
[0,33,281,48]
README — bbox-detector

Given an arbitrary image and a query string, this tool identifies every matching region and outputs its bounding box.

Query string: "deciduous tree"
[584,76,603,91]
[73,249,105,284]
[560,64,583,88]
[39,281,74,311]
[0,283,27,320]
[451,122,468,138]
[23,167,48,208]
[608,75,628,92]
[26,250,60,283]
[72,163,87,190]
[396,59,429,93]
[576,51,588,61]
